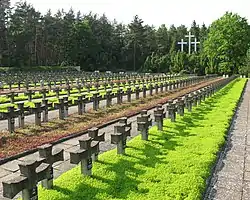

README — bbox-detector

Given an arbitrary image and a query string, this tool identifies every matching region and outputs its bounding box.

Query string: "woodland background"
[1,0,250,75]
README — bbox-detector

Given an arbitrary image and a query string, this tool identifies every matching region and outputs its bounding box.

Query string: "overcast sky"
[10,0,250,28]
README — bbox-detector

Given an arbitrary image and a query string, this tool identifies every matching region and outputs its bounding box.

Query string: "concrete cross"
[7,92,18,104]
[76,95,86,115]
[2,160,50,200]
[178,39,187,52]
[154,104,166,131]
[142,85,147,98]
[137,110,152,140]
[176,97,185,116]
[17,103,29,128]
[52,87,62,99]
[38,144,64,189]
[116,89,123,104]
[2,106,20,133]
[111,118,131,155]
[88,127,105,161]
[42,99,52,122]
[135,86,140,99]
[39,88,48,100]
[76,83,83,94]
[126,87,132,102]
[55,98,65,120]
[185,31,195,54]
[70,137,99,176]
[63,97,72,118]
[24,90,35,102]
[30,102,45,126]
[191,37,200,52]
[105,90,115,107]
[91,93,102,111]
[167,100,177,122]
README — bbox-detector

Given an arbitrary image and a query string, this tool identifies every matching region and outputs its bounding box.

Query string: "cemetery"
[1,1,250,199]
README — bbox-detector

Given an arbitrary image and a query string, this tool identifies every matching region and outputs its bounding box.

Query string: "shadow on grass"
[50,80,238,200]
[162,81,236,139]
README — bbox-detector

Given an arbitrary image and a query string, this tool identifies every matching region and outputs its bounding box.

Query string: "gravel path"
[204,80,250,200]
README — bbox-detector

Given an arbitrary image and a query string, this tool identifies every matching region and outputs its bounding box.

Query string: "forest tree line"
[1,0,250,75]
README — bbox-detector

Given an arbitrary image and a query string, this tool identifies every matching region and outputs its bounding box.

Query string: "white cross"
[185,31,195,54]
[178,39,187,52]
[191,38,200,52]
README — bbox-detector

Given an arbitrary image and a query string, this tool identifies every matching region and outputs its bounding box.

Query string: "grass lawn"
[37,78,246,200]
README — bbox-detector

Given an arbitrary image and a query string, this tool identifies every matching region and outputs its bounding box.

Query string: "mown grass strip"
[37,79,246,200]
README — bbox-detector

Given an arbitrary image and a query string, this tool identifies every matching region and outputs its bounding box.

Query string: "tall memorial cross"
[177,39,187,52]
[191,37,200,52]
[185,31,195,54]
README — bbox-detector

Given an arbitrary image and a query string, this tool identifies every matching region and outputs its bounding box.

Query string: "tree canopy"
[203,12,250,75]
[0,1,250,75]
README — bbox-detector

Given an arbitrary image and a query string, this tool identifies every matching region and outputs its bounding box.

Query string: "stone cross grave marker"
[135,86,140,100]
[25,90,35,102]
[137,110,152,140]
[105,90,114,107]
[176,97,185,116]
[17,103,29,128]
[30,102,45,126]
[7,92,18,104]
[38,144,64,189]
[2,160,50,200]
[116,89,123,104]
[154,104,166,131]
[76,95,86,115]
[42,99,52,122]
[91,93,101,111]
[70,137,99,176]
[63,97,72,118]
[111,118,131,155]
[52,87,62,99]
[88,127,105,161]
[2,106,20,133]
[126,87,132,102]
[39,88,48,100]
[167,100,177,122]
[55,98,65,120]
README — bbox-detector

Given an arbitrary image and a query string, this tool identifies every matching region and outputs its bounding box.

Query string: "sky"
[10,0,250,28]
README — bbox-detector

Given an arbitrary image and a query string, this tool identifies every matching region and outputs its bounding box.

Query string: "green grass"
[37,78,246,200]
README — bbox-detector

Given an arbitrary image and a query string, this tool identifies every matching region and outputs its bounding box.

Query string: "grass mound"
[38,79,246,200]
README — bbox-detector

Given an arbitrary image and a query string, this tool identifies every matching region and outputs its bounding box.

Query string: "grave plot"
[26,77,245,200]
[0,71,181,93]
[31,78,245,200]
[0,74,186,111]
[0,76,240,199]
[0,75,219,159]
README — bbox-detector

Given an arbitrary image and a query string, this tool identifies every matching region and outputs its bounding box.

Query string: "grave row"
[0,71,183,92]
[0,76,216,133]
[1,75,190,102]
[1,75,235,200]
[0,73,186,97]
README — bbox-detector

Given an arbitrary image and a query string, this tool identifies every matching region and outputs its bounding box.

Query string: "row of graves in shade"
[0,71,183,92]
[0,75,216,133]
[1,75,235,200]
